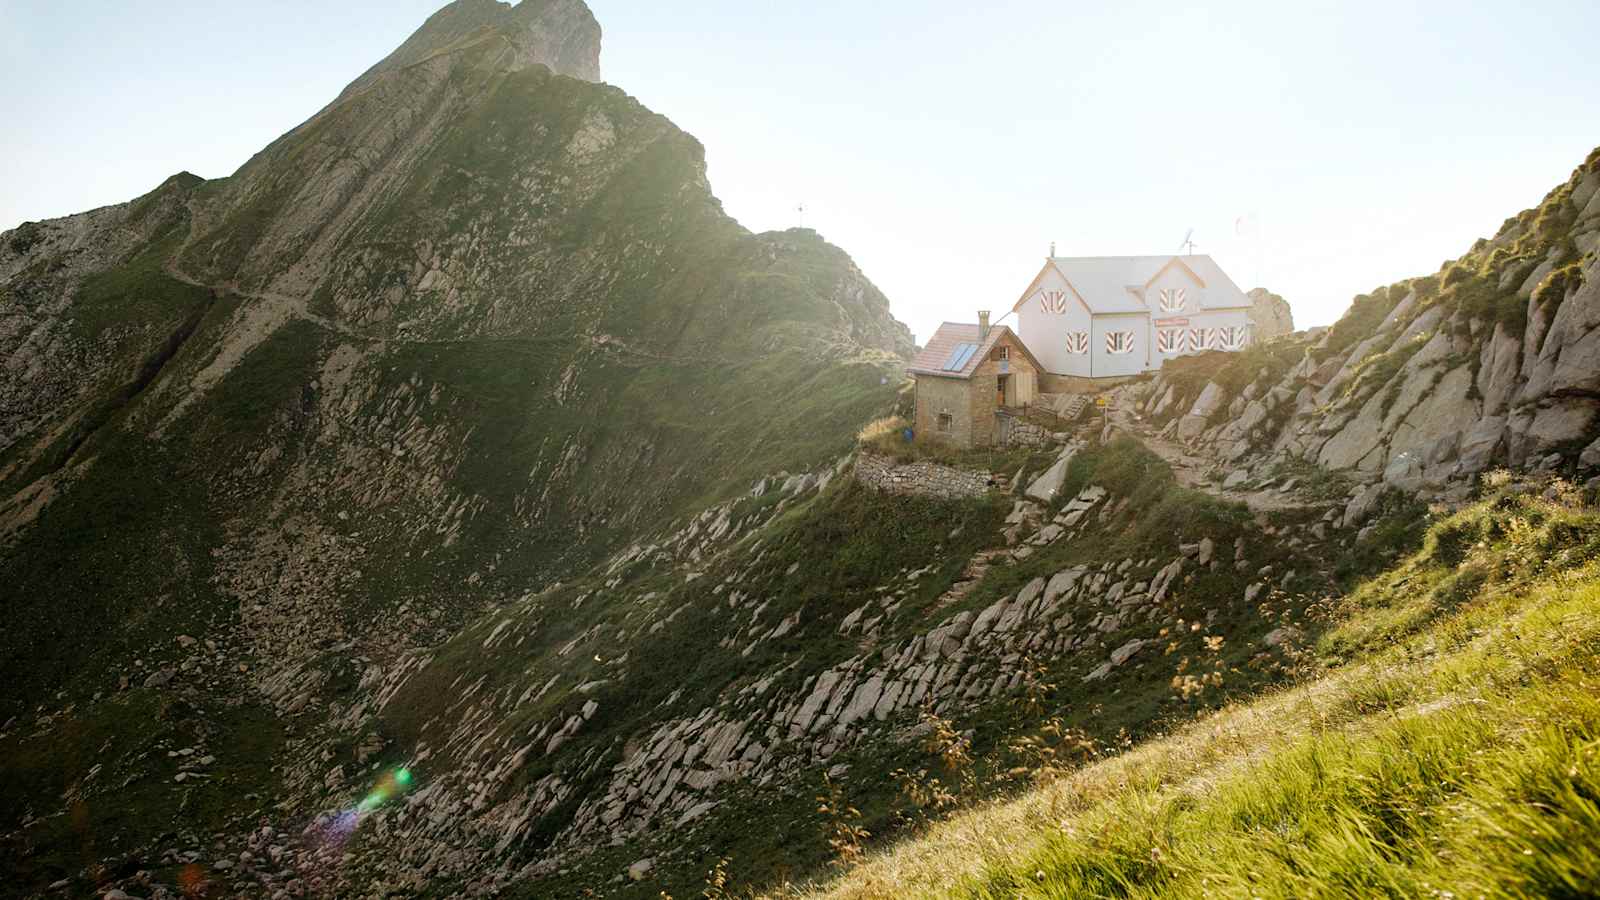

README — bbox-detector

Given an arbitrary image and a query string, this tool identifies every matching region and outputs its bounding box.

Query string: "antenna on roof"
[1178,228,1197,255]
[797,203,806,229]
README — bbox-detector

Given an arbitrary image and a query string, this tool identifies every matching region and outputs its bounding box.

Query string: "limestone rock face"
[1521,259,1600,400]
[1142,148,1600,497]
[1246,288,1295,340]
[0,2,919,890]
[342,0,603,94]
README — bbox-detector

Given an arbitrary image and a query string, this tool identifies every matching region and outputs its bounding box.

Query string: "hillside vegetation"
[789,480,1600,899]
[3,0,1599,896]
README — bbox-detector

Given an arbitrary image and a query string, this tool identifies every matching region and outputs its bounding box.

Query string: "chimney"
[978,310,991,339]
[1049,241,1056,258]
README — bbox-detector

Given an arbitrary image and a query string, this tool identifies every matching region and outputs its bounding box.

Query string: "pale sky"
[3,1,1596,343]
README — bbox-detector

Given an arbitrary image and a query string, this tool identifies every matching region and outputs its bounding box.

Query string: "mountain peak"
[344,0,601,96]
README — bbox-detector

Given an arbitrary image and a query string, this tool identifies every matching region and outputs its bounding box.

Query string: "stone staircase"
[1033,393,1088,420]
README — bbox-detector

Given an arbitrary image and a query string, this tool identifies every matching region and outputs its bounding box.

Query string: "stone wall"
[854,453,994,500]
[968,364,999,447]
[1001,419,1051,447]
[1038,372,1142,395]
[914,374,976,447]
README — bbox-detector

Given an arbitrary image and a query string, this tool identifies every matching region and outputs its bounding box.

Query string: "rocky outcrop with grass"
[1130,150,1600,502]
[1245,286,1294,339]
[3,3,1599,896]
[0,2,914,894]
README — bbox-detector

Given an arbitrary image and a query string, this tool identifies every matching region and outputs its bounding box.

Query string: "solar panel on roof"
[942,342,979,372]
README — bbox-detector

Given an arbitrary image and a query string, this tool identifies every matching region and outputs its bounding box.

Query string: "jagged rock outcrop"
[0,3,914,894]
[341,0,603,94]
[1246,287,1295,339]
[3,2,1597,895]
[1133,148,1600,499]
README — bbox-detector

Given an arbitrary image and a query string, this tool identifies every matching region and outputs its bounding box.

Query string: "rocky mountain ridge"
[1124,151,1600,502]
[1,2,915,894]
[2,1,1598,895]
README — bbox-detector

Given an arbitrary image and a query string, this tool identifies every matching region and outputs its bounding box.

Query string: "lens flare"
[309,766,417,852]
[179,862,207,895]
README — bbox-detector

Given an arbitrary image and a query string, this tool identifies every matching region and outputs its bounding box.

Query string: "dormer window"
[1158,288,1186,313]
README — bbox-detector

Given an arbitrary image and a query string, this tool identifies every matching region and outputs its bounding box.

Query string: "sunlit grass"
[778,488,1600,899]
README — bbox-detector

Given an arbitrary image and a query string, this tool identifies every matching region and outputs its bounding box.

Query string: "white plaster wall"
[1091,313,1147,377]
[1016,266,1092,376]
[1143,268,1256,370]
[1150,308,1254,370]
[1017,261,1256,378]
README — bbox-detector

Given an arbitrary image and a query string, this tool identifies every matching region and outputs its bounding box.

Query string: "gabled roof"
[909,323,1043,380]
[1010,254,1250,315]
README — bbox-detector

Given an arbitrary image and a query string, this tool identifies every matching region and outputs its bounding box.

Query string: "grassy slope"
[2,48,908,714]
[0,61,911,895]
[365,435,1369,898]
[785,484,1600,899]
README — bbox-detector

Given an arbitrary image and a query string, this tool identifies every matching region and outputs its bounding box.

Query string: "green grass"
[1300,147,1595,355]
[1315,285,1405,362]
[1055,436,1252,556]
[71,219,207,342]
[1154,342,1304,422]
[857,422,1054,473]
[783,486,1600,900]
[1261,455,1351,504]
[0,693,286,893]
[380,475,1010,757]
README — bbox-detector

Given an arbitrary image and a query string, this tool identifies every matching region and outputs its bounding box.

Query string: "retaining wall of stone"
[854,453,994,500]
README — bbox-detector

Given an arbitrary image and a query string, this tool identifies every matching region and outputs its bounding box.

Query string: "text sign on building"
[1153,317,1190,327]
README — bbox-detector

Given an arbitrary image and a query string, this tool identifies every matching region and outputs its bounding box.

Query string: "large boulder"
[1476,323,1523,416]
[1384,366,1478,465]
[1246,288,1295,340]
[1457,417,1508,474]
[1581,435,1600,469]
[1189,382,1228,419]
[1542,266,1600,397]
[1342,482,1388,528]
[1025,443,1081,503]
[1512,400,1599,464]
[1318,391,1388,471]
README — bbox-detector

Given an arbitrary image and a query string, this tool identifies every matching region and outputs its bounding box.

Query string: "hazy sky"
[3,1,1596,342]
